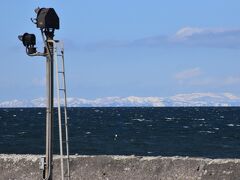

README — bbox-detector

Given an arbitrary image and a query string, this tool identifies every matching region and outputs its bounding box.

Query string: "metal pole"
[19,8,60,180]
[45,33,54,180]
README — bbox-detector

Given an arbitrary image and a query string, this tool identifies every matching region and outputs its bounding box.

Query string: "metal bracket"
[39,156,46,170]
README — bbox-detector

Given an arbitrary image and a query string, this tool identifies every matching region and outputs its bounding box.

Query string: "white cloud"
[170,27,240,48]
[173,27,206,40]
[172,27,229,41]
[174,68,202,80]
[82,27,240,50]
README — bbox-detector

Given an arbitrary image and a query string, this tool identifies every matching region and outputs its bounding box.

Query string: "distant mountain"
[0,93,240,107]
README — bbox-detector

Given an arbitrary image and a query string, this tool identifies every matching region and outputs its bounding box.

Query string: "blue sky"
[1,0,240,100]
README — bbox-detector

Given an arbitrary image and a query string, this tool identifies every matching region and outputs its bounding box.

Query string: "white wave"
[132,118,145,122]
[194,118,205,121]
[18,132,27,135]
[124,122,132,125]
[198,130,215,134]
[165,117,174,121]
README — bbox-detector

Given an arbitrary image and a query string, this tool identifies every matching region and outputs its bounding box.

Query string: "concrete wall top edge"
[1,154,240,163]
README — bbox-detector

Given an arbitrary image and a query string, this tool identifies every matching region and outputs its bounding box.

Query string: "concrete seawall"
[1,154,240,180]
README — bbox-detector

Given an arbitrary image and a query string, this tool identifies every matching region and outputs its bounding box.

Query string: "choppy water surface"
[1,107,240,158]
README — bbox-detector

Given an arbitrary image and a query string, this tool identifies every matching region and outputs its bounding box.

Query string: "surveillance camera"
[18,33,37,54]
[36,8,59,29]
[18,33,36,47]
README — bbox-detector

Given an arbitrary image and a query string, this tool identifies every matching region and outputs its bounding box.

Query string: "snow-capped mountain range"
[1,93,240,107]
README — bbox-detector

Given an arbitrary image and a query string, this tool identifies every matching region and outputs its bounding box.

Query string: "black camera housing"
[18,33,36,47]
[36,8,59,29]
[18,33,37,54]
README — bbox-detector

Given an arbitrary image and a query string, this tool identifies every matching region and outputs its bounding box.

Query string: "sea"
[0,107,240,158]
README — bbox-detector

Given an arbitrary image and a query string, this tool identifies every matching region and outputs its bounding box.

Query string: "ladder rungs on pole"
[54,40,70,180]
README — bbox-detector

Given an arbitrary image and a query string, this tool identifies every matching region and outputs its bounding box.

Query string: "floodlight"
[18,33,36,47]
[18,33,37,54]
[36,8,59,29]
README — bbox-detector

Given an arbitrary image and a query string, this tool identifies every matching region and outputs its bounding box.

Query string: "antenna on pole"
[18,8,70,180]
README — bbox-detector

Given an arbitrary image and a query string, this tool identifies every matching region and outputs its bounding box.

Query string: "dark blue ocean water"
[1,107,240,158]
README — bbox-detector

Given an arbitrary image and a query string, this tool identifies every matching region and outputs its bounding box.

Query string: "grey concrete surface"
[0,154,240,180]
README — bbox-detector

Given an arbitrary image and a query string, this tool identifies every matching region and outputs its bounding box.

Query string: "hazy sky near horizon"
[1,0,240,100]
